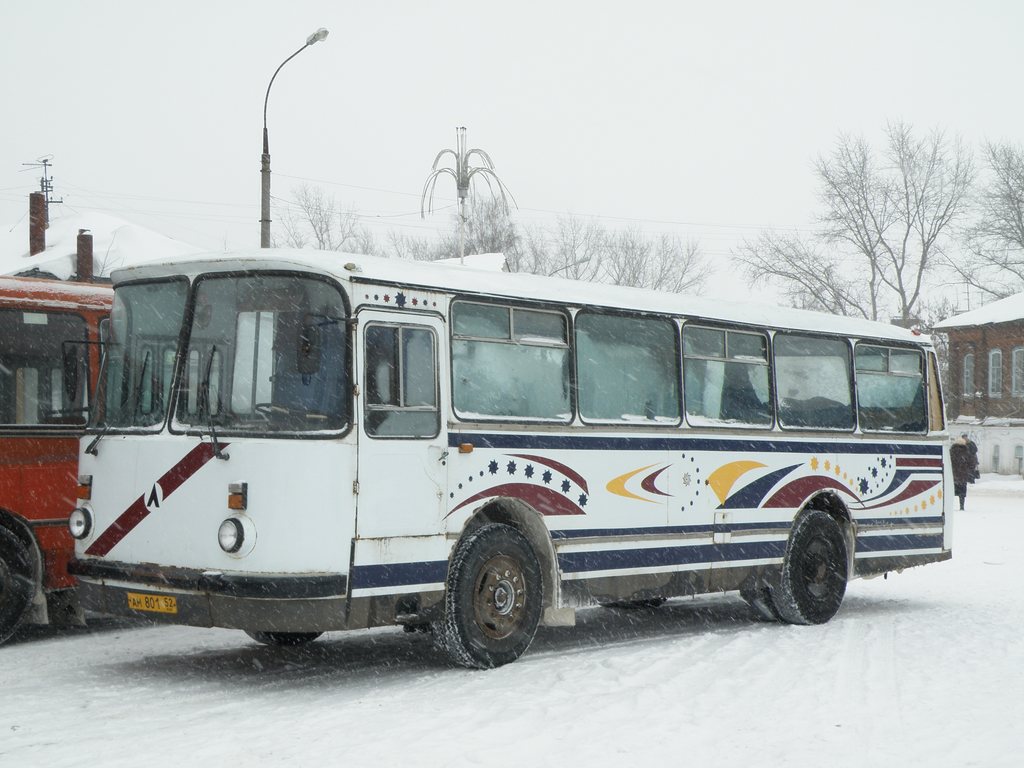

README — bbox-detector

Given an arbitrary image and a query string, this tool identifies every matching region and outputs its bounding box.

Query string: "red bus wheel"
[0,528,35,645]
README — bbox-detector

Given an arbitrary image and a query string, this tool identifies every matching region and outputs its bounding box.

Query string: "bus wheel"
[435,523,542,669]
[245,631,322,647]
[773,510,848,625]
[0,528,35,645]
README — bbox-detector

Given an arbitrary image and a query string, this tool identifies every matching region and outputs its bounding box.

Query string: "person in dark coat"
[950,435,976,510]
[962,433,980,480]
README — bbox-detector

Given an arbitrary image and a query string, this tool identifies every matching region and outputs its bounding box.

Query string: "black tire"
[435,523,543,669]
[0,528,36,645]
[773,510,848,625]
[245,630,322,647]
[739,579,781,622]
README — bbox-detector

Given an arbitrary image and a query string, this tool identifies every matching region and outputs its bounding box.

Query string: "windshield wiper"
[84,422,109,456]
[199,345,229,461]
[130,349,152,421]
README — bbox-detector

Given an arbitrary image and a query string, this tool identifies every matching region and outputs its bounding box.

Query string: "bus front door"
[354,312,448,541]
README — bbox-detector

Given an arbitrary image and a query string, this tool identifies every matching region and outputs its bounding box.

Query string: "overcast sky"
[2,1,1021,302]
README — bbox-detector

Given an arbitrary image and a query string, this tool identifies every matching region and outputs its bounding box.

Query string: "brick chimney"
[76,229,94,283]
[29,192,46,256]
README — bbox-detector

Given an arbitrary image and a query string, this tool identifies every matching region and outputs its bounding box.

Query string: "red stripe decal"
[640,466,671,497]
[896,458,942,468]
[859,479,940,511]
[509,454,589,493]
[85,442,226,557]
[763,476,854,508]
[448,482,586,517]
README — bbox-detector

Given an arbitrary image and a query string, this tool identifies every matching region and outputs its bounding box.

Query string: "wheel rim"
[472,554,527,640]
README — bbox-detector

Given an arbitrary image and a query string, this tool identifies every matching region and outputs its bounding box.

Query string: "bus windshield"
[99,279,188,429]
[173,274,348,434]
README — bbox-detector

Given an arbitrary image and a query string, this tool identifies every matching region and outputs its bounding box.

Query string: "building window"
[989,349,1003,398]
[1013,348,1024,397]
[1015,445,1023,474]
[962,352,974,397]
[992,444,1001,473]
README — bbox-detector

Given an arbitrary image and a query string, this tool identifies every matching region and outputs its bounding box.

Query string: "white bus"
[69,250,951,668]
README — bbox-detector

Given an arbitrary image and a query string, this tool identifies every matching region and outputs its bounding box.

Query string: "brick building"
[934,293,1024,474]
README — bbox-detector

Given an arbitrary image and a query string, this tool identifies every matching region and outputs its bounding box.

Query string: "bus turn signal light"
[77,475,93,500]
[228,482,248,511]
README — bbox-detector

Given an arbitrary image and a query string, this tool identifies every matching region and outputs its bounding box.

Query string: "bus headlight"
[69,507,93,540]
[218,518,244,554]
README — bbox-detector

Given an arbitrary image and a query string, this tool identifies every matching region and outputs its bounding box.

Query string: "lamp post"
[260,27,328,248]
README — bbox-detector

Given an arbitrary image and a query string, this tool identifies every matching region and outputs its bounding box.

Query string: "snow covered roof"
[0,211,203,280]
[434,252,508,271]
[933,292,1024,330]
[113,248,928,345]
[0,275,111,310]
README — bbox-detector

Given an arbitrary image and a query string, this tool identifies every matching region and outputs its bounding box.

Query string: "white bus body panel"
[78,434,356,575]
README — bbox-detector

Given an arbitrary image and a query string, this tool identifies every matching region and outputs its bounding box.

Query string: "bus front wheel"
[435,523,543,669]
[0,528,35,645]
[773,510,848,625]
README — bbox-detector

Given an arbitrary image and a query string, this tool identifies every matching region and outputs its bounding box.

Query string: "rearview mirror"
[297,315,322,376]
[62,341,83,405]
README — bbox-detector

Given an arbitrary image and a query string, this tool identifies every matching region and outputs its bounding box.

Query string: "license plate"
[126,592,178,614]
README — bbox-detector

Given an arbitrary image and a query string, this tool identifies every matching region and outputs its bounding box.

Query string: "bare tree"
[517,216,606,279]
[273,184,379,254]
[736,122,974,321]
[733,233,874,318]
[601,229,711,293]
[952,141,1024,300]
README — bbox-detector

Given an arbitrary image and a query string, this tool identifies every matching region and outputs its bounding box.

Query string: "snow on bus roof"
[111,248,925,344]
[0,274,112,309]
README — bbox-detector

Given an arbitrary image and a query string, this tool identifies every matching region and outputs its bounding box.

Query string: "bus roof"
[0,275,112,311]
[111,249,926,345]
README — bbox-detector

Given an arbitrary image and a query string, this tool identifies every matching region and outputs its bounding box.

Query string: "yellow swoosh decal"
[606,464,659,503]
[707,461,767,504]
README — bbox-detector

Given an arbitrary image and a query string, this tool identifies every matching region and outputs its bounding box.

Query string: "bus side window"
[364,324,439,438]
[855,344,927,433]
[683,325,771,427]
[451,302,570,422]
[576,312,680,423]
[774,334,854,430]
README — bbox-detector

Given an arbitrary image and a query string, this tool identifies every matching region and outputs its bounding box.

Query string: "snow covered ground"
[3,477,1023,768]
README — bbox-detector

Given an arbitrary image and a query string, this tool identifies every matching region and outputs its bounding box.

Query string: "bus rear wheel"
[0,528,35,645]
[435,523,542,669]
[245,631,322,647]
[773,510,848,625]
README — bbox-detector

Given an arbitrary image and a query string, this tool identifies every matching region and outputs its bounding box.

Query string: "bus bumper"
[69,558,349,632]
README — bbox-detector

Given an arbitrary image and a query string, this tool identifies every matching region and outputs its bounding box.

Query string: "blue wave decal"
[719,464,802,509]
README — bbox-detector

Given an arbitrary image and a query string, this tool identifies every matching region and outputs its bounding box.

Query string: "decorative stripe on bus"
[350,560,448,591]
[548,514,943,541]
[450,433,944,456]
[347,532,947,592]
[557,534,945,575]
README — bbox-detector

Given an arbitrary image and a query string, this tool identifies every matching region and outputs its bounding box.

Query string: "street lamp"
[260,27,329,248]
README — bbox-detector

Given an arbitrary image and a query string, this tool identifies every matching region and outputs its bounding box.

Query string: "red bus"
[0,276,111,643]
